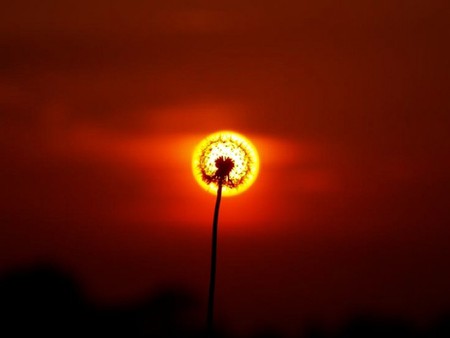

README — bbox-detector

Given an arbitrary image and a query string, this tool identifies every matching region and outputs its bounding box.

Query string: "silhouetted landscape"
[1,265,449,338]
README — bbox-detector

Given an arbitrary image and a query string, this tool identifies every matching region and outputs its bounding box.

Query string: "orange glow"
[192,131,259,197]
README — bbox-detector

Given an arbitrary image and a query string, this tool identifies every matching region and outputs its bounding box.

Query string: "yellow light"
[192,131,259,197]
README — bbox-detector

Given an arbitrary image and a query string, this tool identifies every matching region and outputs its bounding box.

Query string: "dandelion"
[193,131,259,196]
[192,131,259,336]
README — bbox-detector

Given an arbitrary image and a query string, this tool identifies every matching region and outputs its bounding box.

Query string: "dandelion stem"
[207,181,223,337]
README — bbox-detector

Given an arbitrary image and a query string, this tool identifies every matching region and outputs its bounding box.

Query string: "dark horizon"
[1,263,449,337]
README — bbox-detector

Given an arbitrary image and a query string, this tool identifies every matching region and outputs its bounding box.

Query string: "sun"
[192,131,259,197]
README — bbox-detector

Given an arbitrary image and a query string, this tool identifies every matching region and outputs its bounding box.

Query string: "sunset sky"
[1,0,450,336]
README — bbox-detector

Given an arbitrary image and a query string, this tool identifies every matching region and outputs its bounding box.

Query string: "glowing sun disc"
[192,131,259,197]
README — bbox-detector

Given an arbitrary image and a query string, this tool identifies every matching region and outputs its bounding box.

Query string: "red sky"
[1,0,450,336]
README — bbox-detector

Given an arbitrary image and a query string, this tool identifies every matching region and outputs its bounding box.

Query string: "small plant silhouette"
[194,132,258,196]
[206,156,232,337]
[193,131,259,337]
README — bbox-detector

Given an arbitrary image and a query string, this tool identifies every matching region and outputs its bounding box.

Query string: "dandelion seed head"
[192,131,259,196]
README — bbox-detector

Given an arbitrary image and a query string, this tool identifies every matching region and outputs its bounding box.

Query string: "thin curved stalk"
[206,182,223,337]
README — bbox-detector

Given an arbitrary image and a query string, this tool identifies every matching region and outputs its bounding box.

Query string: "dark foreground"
[0,265,449,338]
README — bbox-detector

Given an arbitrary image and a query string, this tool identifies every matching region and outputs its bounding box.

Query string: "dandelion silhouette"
[193,131,259,196]
[192,131,259,337]
[202,156,235,187]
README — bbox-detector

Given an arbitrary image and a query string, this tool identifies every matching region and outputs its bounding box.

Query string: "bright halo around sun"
[192,131,260,197]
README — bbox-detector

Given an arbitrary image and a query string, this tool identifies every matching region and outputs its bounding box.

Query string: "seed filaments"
[193,131,259,196]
